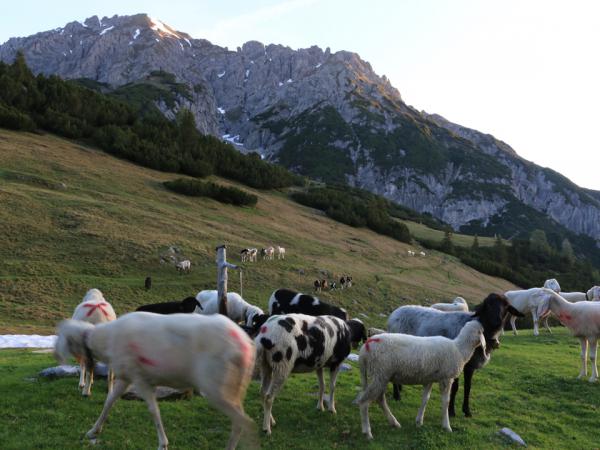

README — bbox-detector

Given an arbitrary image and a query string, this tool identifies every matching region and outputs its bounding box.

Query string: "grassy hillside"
[400,221,498,248]
[2,328,598,449]
[0,129,515,333]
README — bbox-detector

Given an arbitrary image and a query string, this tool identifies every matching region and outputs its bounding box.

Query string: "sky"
[2,0,600,189]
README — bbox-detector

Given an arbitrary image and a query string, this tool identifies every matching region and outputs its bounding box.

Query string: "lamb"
[505,287,558,335]
[54,312,256,450]
[537,289,600,382]
[261,246,275,260]
[70,288,117,396]
[430,297,469,312]
[387,293,522,417]
[195,290,264,327]
[255,314,366,434]
[268,288,348,320]
[136,296,201,314]
[355,320,486,438]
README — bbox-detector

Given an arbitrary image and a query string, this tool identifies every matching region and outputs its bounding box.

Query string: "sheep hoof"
[577,373,586,379]
[463,411,472,418]
[391,420,401,429]
[444,426,452,433]
[415,421,423,428]
[85,431,98,444]
[589,377,597,383]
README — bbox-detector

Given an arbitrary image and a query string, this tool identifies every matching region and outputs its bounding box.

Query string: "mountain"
[2,13,600,248]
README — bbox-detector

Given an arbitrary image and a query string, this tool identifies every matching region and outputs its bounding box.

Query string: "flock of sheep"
[52,275,600,449]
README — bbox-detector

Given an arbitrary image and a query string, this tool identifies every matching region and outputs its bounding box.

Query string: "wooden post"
[216,245,240,316]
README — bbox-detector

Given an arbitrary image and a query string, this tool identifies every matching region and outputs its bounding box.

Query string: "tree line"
[0,53,304,190]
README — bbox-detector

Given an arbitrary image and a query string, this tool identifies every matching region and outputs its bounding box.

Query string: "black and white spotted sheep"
[255,313,366,435]
[268,288,348,320]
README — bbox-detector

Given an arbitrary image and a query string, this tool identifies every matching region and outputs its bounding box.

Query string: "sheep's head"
[347,319,367,348]
[587,286,600,301]
[473,293,523,350]
[544,278,561,293]
[54,319,92,364]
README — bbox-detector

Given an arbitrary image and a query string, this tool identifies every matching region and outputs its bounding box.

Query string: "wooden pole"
[216,244,240,316]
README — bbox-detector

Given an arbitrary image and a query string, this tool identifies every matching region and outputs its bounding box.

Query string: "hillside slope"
[3,13,600,247]
[0,129,515,333]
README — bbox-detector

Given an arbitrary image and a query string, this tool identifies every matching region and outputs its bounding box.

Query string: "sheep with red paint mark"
[537,288,600,382]
[355,320,485,439]
[70,288,117,396]
[255,313,366,435]
[54,312,256,450]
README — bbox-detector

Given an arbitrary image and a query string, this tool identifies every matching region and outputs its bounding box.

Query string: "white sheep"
[54,312,256,450]
[195,290,264,327]
[543,278,561,293]
[504,287,556,336]
[430,297,469,312]
[560,286,600,302]
[537,289,600,382]
[276,246,286,259]
[176,259,191,272]
[71,288,117,396]
[355,320,485,439]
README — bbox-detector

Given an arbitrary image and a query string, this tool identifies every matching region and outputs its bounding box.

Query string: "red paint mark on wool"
[229,328,252,368]
[82,302,111,318]
[365,337,381,352]
[128,342,158,367]
[559,313,573,324]
[260,326,267,334]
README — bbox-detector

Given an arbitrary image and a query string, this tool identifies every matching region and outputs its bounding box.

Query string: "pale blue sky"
[3,1,600,189]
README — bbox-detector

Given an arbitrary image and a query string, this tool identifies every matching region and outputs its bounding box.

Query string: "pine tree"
[441,229,454,254]
[471,234,480,251]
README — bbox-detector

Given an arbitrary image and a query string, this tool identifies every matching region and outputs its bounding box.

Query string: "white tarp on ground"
[0,335,56,348]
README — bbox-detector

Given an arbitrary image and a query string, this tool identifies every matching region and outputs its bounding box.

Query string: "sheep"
[430,297,469,312]
[176,259,191,273]
[268,288,348,320]
[407,250,416,256]
[367,327,386,337]
[387,293,522,417]
[559,286,600,302]
[276,246,286,260]
[261,246,275,260]
[136,296,202,314]
[537,289,600,382]
[54,312,256,450]
[71,288,117,396]
[255,314,366,434]
[355,320,486,438]
[419,251,426,257]
[240,248,250,262]
[543,278,561,293]
[195,290,264,327]
[504,287,560,336]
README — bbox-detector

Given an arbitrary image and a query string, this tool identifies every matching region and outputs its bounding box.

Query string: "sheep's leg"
[462,365,474,417]
[327,364,341,413]
[259,367,276,427]
[263,373,286,435]
[78,358,86,389]
[392,383,402,401]
[82,366,94,397]
[578,337,588,379]
[377,393,400,429]
[86,379,129,441]
[205,395,256,450]
[448,378,459,417]
[357,377,387,440]
[589,338,598,382]
[316,368,325,411]
[136,382,169,450]
[510,315,518,335]
[416,383,433,427]
[107,369,115,393]
[532,310,540,336]
[439,379,452,432]
[359,399,373,439]
[543,315,552,334]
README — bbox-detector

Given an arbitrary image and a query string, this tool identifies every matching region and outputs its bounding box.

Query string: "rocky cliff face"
[2,13,600,243]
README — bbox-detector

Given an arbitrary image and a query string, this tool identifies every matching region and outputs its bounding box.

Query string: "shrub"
[163,178,258,207]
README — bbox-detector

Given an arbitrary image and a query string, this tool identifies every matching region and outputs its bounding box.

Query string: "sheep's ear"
[507,305,525,317]
[479,332,486,352]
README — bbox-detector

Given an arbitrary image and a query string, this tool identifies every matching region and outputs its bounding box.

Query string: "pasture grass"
[1,328,598,449]
[0,129,515,333]
[400,221,501,248]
